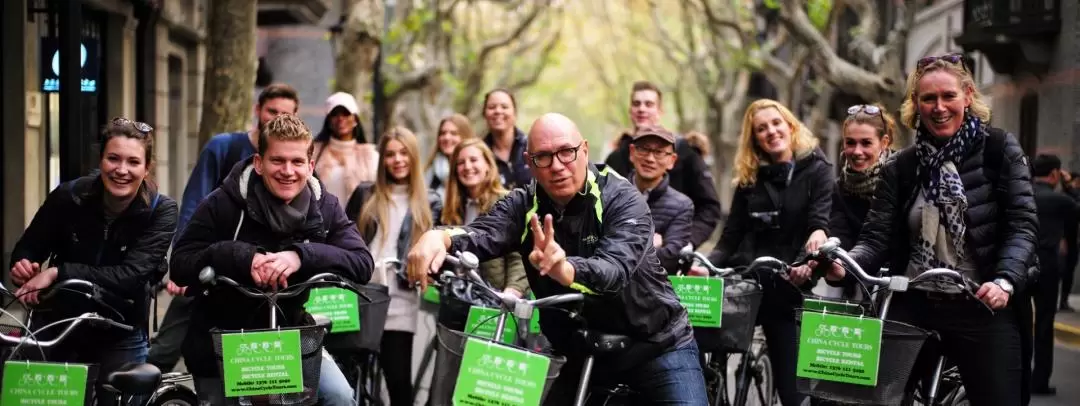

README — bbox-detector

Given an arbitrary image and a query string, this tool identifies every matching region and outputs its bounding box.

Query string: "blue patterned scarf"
[911,114,982,270]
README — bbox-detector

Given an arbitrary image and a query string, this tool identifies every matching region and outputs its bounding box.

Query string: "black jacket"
[830,185,872,251]
[848,127,1037,293]
[170,157,373,377]
[442,164,693,358]
[485,128,532,191]
[344,181,443,261]
[1032,181,1079,254]
[9,175,177,339]
[708,148,835,267]
[606,133,722,247]
[629,172,694,274]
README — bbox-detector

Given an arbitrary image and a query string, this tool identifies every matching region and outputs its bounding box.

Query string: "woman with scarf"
[704,99,835,406]
[830,104,895,250]
[424,113,476,198]
[314,92,379,204]
[825,53,1037,406]
[345,127,440,406]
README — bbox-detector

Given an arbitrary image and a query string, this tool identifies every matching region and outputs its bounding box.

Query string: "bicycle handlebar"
[0,313,133,349]
[817,237,977,291]
[196,267,359,299]
[679,247,791,279]
[439,252,584,319]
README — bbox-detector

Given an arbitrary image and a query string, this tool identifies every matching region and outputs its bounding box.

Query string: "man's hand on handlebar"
[687,266,709,277]
[787,263,813,285]
[528,214,574,287]
[14,266,59,305]
[10,259,41,286]
[251,251,302,290]
[975,282,1010,310]
[408,230,451,291]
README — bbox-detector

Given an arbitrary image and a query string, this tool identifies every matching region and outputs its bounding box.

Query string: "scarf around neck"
[910,114,982,270]
[248,176,312,236]
[841,149,892,199]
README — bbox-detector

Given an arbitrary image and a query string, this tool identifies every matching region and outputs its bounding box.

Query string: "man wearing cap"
[628,125,693,274]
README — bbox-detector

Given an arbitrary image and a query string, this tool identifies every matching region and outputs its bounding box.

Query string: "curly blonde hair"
[733,99,818,187]
[899,58,991,130]
[441,139,508,226]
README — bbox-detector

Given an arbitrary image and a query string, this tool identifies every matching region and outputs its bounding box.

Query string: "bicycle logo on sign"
[236,340,285,356]
[479,354,530,376]
[814,324,863,340]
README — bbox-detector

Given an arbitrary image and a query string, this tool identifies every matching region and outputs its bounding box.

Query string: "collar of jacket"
[627,170,670,202]
[484,127,529,158]
[533,163,604,216]
[68,173,157,217]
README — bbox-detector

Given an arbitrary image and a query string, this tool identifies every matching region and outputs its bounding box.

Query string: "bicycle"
[679,247,779,406]
[190,267,363,406]
[793,237,985,405]
[0,278,197,405]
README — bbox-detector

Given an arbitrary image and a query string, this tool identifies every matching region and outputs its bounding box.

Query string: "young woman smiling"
[482,89,532,190]
[440,139,529,298]
[9,117,178,406]
[704,99,835,406]
[830,103,896,249]
[424,113,476,198]
[345,126,439,406]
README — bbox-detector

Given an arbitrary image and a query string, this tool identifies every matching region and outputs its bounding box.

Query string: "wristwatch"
[992,278,1014,295]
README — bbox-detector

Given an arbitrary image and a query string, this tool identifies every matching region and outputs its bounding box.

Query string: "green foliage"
[808,0,833,31]
[763,0,780,10]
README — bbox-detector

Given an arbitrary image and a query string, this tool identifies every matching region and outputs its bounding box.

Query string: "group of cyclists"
[3,50,1050,406]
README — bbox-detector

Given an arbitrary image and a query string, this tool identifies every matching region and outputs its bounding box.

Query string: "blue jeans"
[69,330,149,406]
[544,340,709,405]
[194,352,355,406]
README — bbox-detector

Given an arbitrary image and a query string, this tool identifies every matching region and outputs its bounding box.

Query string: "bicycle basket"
[322,283,390,354]
[694,277,763,353]
[429,324,565,406]
[210,318,330,406]
[435,283,501,333]
[794,311,932,405]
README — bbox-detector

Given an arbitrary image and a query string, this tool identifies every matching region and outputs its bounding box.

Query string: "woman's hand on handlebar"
[165,280,187,296]
[975,282,1010,310]
[408,230,451,291]
[687,266,709,277]
[14,266,59,305]
[787,263,813,285]
[10,259,41,285]
[503,287,524,299]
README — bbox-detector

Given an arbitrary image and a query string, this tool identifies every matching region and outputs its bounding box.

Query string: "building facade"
[909,0,1078,167]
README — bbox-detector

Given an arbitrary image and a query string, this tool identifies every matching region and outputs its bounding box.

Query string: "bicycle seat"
[578,330,632,354]
[104,362,161,395]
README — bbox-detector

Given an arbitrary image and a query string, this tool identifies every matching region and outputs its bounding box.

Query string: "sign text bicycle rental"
[797,311,883,386]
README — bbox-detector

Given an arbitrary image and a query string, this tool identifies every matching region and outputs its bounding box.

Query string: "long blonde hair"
[899,58,991,130]
[356,126,433,248]
[733,99,819,187]
[441,139,507,225]
[424,114,476,172]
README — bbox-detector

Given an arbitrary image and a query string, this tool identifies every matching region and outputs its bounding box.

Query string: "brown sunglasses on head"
[916,53,971,73]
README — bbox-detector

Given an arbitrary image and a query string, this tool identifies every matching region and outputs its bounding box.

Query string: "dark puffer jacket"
[629,172,694,274]
[848,127,1037,293]
[170,157,373,377]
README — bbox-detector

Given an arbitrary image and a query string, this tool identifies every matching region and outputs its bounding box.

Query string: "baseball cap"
[632,125,675,145]
[326,92,360,115]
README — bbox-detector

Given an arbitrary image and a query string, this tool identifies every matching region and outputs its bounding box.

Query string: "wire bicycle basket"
[694,276,764,353]
[210,317,330,406]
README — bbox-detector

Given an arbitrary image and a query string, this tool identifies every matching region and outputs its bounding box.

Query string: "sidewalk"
[1056,294,1080,348]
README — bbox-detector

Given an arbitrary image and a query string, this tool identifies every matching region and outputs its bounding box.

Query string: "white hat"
[325,92,359,115]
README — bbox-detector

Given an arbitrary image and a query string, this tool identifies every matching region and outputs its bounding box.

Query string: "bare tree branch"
[504,29,562,94]
[845,0,883,65]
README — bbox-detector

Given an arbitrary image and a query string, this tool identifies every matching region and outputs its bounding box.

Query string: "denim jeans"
[194,351,356,406]
[148,294,194,372]
[544,339,709,405]
[64,330,149,406]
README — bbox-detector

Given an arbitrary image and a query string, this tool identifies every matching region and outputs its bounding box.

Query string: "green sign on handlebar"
[304,287,361,333]
[2,361,88,406]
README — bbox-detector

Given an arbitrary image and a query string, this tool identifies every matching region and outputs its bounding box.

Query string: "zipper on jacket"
[96,223,110,264]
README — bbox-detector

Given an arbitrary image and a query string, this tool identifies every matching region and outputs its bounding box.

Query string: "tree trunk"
[334,0,382,139]
[197,0,257,148]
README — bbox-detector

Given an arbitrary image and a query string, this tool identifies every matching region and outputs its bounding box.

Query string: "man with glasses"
[407,113,707,404]
[628,125,693,274]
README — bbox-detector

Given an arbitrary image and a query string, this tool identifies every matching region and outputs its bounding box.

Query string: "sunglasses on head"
[112,117,153,134]
[847,104,887,129]
[916,53,970,72]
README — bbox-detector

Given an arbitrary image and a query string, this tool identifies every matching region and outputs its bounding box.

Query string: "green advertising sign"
[803,298,864,316]
[453,338,551,406]
[304,287,361,333]
[669,276,724,327]
[796,311,883,386]
[221,330,305,397]
[1,361,87,406]
[465,306,517,344]
[423,285,440,304]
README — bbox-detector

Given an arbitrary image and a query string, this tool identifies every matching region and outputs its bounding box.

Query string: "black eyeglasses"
[530,142,583,168]
[112,117,153,134]
[916,53,970,73]
[632,144,675,159]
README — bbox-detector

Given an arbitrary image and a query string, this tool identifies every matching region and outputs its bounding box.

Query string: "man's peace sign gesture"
[528,214,575,286]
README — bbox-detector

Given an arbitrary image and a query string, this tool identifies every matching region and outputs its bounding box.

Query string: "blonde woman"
[827,53,1037,405]
[441,139,529,298]
[703,99,835,406]
[344,127,439,406]
[425,114,476,198]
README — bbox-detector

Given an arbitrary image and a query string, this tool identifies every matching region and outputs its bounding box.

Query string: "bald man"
[408,113,706,404]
